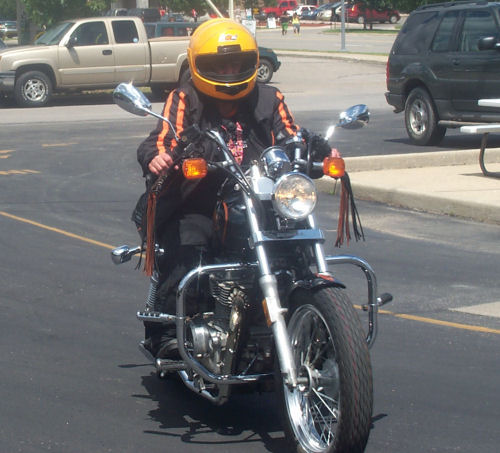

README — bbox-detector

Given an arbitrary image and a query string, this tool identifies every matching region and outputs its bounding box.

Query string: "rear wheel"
[14,70,52,107]
[357,15,365,24]
[277,287,373,453]
[404,87,446,145]
[389,15,398,24]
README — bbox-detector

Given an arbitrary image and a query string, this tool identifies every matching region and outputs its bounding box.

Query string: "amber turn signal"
[323,156,345,178]
[182,158,208,179]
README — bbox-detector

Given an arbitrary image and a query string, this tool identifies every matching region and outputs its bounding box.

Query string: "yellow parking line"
[0,169,40,175]
[354,305,500,335]
[0,210,114,250]
[42,143,77,148]
[1,209,499,336]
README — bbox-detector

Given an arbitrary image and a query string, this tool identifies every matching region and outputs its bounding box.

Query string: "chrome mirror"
[338,104,370,129]
[113,83,152,117]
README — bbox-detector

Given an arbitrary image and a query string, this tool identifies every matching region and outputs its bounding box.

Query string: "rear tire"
[14,70,52,107]
[404,87,446,145]
[277,287,373,453]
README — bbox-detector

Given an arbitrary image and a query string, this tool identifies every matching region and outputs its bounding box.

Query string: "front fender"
[289,274,345,301]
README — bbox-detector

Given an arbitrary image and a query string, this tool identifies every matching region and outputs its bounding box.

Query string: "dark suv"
[386,1,500,145]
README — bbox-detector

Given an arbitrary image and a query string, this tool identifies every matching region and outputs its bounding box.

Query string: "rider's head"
[187,19,259,101]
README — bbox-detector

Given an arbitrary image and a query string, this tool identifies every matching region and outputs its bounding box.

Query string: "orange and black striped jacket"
[137,82,299,176]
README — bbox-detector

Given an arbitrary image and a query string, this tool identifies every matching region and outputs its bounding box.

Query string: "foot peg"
[136,310,176,324]
[156,358,186,375]
[362,292,393,311]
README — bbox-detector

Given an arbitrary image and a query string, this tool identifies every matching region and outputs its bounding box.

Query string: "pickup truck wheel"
[257,59,273,83]
[404,87,446,146]
[389,15,399,24]
[15,71,52,107]
[357,15,365,24]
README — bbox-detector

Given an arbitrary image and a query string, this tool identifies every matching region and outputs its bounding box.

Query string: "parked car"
[386,1,500,145]
[0,20,17,38]
[0,16,191,107]
[316,2,343,21]
[344,2,400,24]
[257,47,281,83]
[104,8,127,16]
[127,8,161,23]
[145,21,196,37]
[287,5,317,18]
[310,2,336,20]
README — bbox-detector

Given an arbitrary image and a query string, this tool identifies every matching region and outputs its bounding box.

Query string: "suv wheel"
[404,87,446,146]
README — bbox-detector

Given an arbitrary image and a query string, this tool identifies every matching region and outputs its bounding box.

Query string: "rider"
[136,19,333,359]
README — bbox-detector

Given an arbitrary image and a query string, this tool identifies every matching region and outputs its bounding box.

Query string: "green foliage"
[0,0,16,19]
[20,0,110,27]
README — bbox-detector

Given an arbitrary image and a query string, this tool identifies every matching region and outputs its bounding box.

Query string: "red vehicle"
[345,2,400,24]
[260,0,298,19]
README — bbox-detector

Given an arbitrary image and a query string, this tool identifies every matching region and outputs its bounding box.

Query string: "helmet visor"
[195,51,258,84]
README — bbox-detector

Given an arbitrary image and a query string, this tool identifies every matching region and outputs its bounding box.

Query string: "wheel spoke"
[312,387,339,419]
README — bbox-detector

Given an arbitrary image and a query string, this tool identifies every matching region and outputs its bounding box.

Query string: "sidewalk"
[316,149,500,224]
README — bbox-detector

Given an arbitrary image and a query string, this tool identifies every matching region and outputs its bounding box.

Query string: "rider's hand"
[329,148,341,158]
[148,153,174,175]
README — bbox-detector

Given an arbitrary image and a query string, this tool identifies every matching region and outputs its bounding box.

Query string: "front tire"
[277,287,373,453]
[257,59,273,83]
[14,70,52,107]
[404,87,446,145]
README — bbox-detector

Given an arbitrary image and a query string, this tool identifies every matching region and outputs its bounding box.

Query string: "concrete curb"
[275,49,388,64]
[316,150,500,224]
[342,148,500,172]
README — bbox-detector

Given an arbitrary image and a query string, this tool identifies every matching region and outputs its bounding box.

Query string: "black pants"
[144,211,214,341]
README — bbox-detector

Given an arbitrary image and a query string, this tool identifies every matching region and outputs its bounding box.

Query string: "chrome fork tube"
[307,214,328,273]
[244,193,298,387]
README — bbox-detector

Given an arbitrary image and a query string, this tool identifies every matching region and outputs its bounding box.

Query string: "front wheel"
[14,70,52,107]
[277,287,373,453]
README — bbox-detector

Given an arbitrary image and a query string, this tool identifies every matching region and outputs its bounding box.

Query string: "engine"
[185,269,273,375]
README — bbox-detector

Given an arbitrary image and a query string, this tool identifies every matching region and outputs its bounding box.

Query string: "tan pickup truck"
[0,16,190,107]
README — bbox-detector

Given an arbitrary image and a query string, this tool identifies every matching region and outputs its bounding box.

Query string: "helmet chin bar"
[215,83,248,96]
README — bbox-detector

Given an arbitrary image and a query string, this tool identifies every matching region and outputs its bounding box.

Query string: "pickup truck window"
[35,21,74,45]
[70,21,109,46]
[112,20,139,44]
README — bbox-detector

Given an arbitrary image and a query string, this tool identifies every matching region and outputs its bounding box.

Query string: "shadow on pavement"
[137,372,287,452]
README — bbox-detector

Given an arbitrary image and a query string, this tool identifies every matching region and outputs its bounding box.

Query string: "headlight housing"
[272,173,317,220]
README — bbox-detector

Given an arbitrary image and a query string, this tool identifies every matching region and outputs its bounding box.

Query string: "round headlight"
[272,173,317,220]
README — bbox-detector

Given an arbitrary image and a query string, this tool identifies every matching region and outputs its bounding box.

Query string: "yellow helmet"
[187,19,259,101]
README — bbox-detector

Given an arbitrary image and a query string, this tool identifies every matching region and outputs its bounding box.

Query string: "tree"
[0,0,17,19]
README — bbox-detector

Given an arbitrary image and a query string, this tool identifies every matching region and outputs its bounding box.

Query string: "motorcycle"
[111,82,392,453]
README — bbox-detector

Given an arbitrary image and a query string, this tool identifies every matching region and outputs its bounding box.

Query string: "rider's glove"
[310,135,332,162]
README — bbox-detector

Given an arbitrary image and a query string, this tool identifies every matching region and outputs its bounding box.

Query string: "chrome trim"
[252,228,325,245]
[326,255,379,348]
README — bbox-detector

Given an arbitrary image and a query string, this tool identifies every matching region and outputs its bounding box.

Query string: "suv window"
[112,20,139,43]
[393,11,439,54]
[431,11,459,52]
[459,9,497,52]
